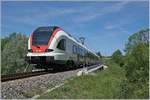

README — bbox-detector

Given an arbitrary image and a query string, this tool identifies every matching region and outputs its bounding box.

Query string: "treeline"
[111,28,149,98]
[1,33,28,75]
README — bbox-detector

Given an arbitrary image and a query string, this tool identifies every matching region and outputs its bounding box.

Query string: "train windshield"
[32,27,55,46]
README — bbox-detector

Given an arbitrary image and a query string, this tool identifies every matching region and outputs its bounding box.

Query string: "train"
[26,26,100,69]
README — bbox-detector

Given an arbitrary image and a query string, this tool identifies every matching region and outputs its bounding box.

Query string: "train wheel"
[66,60,74,70]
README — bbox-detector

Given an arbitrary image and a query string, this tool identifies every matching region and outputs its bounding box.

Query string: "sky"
[1,1,149,56]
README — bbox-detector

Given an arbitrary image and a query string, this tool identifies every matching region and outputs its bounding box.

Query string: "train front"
[26,26,60,67]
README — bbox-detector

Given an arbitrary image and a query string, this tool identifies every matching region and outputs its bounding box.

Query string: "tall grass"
[39,60,125,99]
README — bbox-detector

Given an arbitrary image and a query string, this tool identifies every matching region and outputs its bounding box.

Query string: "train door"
[72,44,79,66]
[84,50,87,66]
[77,46,80,65]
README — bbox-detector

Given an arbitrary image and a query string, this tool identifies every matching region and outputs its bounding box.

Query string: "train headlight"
[28,49,33,52]
[45,49,54,52]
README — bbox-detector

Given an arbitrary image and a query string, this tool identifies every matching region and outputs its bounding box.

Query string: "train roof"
[35,26,59,32]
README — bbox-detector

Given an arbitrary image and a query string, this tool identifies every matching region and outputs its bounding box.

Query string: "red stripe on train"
[48,28,61,48]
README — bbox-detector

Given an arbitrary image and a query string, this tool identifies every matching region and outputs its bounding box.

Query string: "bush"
[118,28,149,99]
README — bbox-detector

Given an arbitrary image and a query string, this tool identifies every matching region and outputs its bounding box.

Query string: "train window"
[32,27,56,46]
[73,45,75,54]
[79,48,83,56]
[57,39,66,51]
[77,47,79,54]
[73,45,78,54]
[78,48,81,55]
[75,46,78,53]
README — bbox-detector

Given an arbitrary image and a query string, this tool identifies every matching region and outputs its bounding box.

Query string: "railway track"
[1,64,101,82]
[1,67,80,82]
[1,70,50,82]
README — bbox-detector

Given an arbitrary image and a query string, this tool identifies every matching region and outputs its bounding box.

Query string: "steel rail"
[1,71,50,82]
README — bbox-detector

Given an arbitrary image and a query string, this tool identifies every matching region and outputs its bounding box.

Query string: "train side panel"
[26,26,100,69]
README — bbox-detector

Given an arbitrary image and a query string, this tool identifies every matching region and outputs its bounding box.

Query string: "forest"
[1,28,149,98]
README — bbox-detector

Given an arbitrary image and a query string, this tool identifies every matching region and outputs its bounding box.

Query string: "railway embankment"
[1,68,81,99]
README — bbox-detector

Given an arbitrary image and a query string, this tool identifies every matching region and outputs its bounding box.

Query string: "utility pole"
[79,37,85,45]
[79,37,87,73]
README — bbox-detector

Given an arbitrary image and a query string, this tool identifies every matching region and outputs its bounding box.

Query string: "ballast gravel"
[1,69,81,99]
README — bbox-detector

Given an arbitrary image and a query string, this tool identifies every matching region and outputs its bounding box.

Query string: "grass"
[39,60,126,99]
[22,81,61,98]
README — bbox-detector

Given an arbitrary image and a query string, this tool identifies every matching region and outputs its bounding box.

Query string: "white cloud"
[2,8,78,27]
[2,1,130,29]
[104,13,136,34]
[14,2,129,25]
[74,1,129,23]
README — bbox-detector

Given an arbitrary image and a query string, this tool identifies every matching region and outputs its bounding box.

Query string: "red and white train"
[26,26,100,69]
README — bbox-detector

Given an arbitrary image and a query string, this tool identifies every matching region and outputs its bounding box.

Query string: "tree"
[125,28,149,54]
[111,49,124,66]
[96,51,102,58]
[1,33,28,75]
[1,37,9,51]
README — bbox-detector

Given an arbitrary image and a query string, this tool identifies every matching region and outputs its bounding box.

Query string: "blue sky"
[1,1,149,56]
